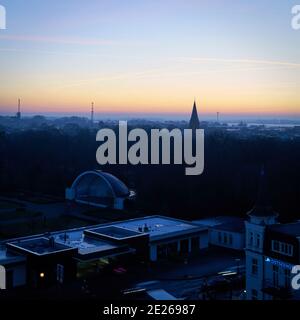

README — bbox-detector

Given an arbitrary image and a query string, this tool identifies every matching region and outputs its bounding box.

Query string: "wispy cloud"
[174,57,300,68]
[0,35,146,46]
[0,47,114,58]
[57,65,298,90]
[59,69,166,89]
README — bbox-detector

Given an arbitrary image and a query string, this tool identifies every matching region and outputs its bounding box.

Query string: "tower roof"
[189,100,200,130]
[247,166,278,218]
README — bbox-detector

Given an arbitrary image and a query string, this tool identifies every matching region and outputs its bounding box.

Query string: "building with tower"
[245,167,278,300]
[245,167,300,300]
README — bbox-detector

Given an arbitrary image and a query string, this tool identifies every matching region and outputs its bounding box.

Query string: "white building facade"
[193,217,245,251]
[245,169,300,300]
[245,213,277,300]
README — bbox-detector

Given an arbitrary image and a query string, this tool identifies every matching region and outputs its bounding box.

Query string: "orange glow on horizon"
[1,99,299,117]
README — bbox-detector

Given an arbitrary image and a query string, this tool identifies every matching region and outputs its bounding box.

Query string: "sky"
[0,0,299,119]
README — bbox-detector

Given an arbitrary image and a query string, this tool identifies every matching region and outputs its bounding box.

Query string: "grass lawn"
[0,215,94,240]
[0,201,19,210]
[0,210,41,221]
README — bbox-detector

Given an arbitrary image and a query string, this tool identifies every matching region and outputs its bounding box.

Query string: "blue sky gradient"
[0,0,299,118]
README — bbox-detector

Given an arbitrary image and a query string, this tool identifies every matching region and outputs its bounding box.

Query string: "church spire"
[189,99,200,130]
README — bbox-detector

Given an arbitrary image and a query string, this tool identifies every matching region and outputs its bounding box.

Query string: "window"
[284,269,290,288]
[56,264,64,284]
[224,233,228,244]
[229,234,233,245]
[5,270,14,289]
[252,289,258,300]
[273,265,279,287]
[256,234,261,248]
[252,258,258,275]
[272,240,293,256]
[249,232,254,246]
[218,232,222,243]
[273,241,280,251]
[191,237,200,251]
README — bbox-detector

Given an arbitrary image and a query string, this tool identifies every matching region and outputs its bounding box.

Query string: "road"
[129,247,245,299]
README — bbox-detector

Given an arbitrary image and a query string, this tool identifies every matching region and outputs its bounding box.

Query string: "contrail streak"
[174,57,300,68]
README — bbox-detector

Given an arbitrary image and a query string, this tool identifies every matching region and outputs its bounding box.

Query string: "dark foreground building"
[0,216,208,289]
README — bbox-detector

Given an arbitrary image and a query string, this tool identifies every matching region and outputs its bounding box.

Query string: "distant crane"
[16,98,21,119]
[91,102,94,124]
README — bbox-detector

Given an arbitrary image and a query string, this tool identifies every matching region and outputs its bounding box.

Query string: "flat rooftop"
[5,229,131,259]
[2,215,207,258]
[7,237,76,256]
[54,230,120,255]
[86,225,144,240]
[109,216,207,241]
[193,217,245,233]
[0,245,26,265]
[269,222,300,237]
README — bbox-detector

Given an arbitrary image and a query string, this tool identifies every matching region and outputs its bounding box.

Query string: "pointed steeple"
[189,99,200,130]
[247,165,278,219]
